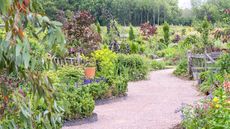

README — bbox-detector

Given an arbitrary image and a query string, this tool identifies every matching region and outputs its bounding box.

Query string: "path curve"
[64,69,202,129]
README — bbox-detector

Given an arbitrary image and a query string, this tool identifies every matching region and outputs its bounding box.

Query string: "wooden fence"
[53,56,82,66]
[0,24,4,28]
[187,51,222,80]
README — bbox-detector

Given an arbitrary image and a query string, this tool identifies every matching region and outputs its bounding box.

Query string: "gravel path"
[63,69,202,129]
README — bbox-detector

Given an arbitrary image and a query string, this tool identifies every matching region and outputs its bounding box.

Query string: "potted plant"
[84,57,96,79]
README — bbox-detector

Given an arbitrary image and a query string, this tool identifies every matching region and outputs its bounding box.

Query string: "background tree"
[42,0,183,26]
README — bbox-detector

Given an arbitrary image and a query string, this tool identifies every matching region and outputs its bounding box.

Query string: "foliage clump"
[128,25,135,41]
[92,49,117,77]
[140,22,157,40]
[163,22,170,45]
[116,54,150,81]
[180,88,230,129]
[150,61,166,71]
[0,0,66,128]
[63,11,101,56]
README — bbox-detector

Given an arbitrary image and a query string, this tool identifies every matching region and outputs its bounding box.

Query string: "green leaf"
[0,0,12,15]
[6,31,12,41]
[51,21,63,27]
[23,52,30,69]
[16,44,22,57]
[43,110,49,115]
[42,16,50,24]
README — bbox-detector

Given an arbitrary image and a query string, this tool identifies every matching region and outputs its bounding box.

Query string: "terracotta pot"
[84,67,96,79]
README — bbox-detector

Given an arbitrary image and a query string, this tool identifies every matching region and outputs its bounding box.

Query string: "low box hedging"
[107,76,128,96]
[47,65,129,121]
[47,66,95,120]
[87,82,110,100]
[56,85,95,120]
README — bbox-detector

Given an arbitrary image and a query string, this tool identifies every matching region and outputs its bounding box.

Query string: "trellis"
[0,24,4,28]
[53,57,82,66]
[187,51,222,80]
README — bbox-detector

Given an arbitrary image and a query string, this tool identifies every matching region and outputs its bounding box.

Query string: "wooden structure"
[53,53,82,66]
[187,51,222,80]
[0,24,4,28]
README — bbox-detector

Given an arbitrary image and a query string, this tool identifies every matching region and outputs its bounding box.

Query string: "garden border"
[63,113,98,127]
[95,93,128,105]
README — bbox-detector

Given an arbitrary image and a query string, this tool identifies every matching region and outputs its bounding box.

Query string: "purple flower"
[68,47,76,54]
[180,114,185,120]
[208,93,213,99]
[95,79,101,83]
[84,79,92,85]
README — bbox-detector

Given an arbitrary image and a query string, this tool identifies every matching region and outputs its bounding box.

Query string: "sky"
[178,0,192,9]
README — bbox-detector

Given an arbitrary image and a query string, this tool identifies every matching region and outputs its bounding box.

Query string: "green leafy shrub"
[200,18,212,49]
[139,44,146,54]
[129,42,139,54]
[199,71,215,93]
[88,82,110,100]
[96,22,101,34]
[116,54,150,81]
[48,65,84,86]
[157,45,185,65]
[47,67,94,120]
[217,53,230,74]
[182,28,186,35]
[108,76,128,96]
[0,1,66,128]
[173,59,188,77]
[179,35,199,49]
[199,72,225,94]
[93,49,117,77]
[119,42,130,54]
[163,22,170,45]
[199,53,230,94]
[56,86,95,120]
[128,25,135,41]
[181,88,230,129]
[0,86,64,129]
[150,61,166,71]
[85,77,128,99]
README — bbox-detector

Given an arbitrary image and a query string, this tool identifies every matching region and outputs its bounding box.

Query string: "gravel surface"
[63,69,202,129]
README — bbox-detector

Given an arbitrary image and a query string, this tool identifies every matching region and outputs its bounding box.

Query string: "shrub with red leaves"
[140,22,157,40]
[224,9,230,15]
[212,28,230,43]
[63,11,101,56]
[172,34,181,43]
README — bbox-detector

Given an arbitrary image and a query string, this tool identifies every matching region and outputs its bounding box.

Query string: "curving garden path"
[63,69,202,129]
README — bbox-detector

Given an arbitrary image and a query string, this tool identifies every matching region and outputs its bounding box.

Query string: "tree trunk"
[158,7,160,25]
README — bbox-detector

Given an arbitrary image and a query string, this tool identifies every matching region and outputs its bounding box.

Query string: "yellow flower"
[213,97,219,103]
[227,101,230,105]
[215,104,221,109]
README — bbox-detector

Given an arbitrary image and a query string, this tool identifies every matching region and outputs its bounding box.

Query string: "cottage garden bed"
[0,1,230,129]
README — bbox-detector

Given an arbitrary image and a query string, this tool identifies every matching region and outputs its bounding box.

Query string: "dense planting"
[0,0,229,129]
[181,88,230,129]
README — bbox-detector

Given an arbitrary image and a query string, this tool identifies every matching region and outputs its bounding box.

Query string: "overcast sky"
[178,0,192,9]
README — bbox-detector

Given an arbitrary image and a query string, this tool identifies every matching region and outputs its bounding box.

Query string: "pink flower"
[223,81,230,92]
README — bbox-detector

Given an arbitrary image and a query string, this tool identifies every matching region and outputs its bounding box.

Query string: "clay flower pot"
[84,67,96,79]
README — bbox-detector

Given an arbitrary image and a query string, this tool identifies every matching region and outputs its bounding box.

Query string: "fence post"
[187,50,193,79]
[77,53,81,64]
